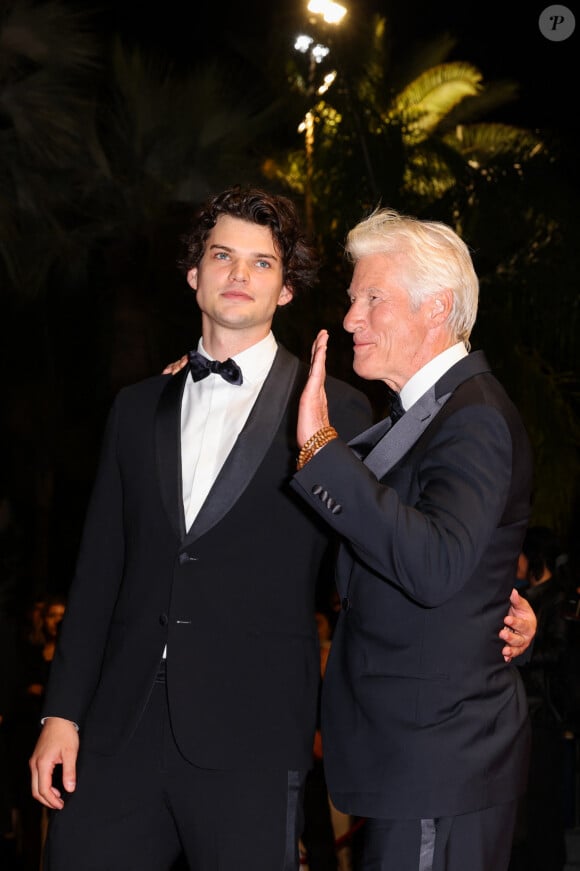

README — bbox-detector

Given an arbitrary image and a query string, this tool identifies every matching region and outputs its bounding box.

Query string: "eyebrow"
[208,243,278,262]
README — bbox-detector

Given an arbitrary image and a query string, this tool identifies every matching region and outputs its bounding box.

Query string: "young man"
[293,207,536,871]
[29,186,372,871]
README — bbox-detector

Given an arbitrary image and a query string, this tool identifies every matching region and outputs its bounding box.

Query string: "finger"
[501,616,525,637]
[500,640,518,661]
[498,625,525,644]
[309,331,329,380]
[162,354,188,375]
[32,761,64,810]
[30,760,41,802]
[309,330,328,367]
[61,751,77,794]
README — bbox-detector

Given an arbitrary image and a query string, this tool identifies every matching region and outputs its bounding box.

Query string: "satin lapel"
[184,346,300,545]
[155,368,189,540]
[338,352,490,595]
[363,386,453,478]
[361,351,491,478]
[347,417,392,459]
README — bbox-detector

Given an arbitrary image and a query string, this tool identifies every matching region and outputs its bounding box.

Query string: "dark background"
[1,0,578,602]
[106,0,576,131]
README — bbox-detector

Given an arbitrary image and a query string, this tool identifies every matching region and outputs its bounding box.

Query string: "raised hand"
[297,329,331,448]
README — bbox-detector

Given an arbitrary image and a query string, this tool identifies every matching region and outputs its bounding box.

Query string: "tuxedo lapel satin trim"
[348,417,392,460]
[353,351,490,478]
[363,386,453,478]
[183,345,300,545]
[155,368,189,540]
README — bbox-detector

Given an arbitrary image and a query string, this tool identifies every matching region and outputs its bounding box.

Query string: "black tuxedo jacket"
[291,351,533,818]
[43,346,372,771]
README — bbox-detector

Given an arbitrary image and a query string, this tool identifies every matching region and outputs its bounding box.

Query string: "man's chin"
[352,357,375,382]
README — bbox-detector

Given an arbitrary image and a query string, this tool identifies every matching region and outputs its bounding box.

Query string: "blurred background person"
[509,526,570,871]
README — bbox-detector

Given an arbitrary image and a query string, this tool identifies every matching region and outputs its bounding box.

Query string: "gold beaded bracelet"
[296,426,338,471]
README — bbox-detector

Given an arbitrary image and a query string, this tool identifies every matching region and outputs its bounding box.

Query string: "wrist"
[297,426,338,470]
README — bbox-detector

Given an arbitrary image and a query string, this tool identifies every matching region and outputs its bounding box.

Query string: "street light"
[294,1,347,235]
[307,0,347,25]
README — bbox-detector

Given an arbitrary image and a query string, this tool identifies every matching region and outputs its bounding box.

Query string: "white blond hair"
[345,208,479,346]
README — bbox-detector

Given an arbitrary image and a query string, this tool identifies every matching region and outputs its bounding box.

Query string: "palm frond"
[389,62,483,141]
[442,79,520,128]
[444,123,547,164]
[392,32,459,93]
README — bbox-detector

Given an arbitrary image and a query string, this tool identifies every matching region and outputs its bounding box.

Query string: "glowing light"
[294,34,314,53]
[311,43,330,63]
[317,71,337,94]
[307,0,347,25]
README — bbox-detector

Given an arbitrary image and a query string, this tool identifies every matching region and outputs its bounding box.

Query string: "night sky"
[104,0,576,136]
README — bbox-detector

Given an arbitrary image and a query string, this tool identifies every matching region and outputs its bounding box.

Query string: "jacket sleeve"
[291,403,517,607]
[42,394,126,726]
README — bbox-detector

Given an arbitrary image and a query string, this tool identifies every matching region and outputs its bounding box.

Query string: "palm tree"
[265,12,579,540]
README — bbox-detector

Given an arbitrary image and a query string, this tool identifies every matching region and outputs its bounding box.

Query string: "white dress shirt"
[181,332,278,530]
[399,342,468,412]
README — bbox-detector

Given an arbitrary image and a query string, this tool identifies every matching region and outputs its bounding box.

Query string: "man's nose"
[343,301,362,333]
[229,260,249,282]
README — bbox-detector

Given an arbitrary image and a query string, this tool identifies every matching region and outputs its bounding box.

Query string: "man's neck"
[399,341,468,410]
[201,323,272,361]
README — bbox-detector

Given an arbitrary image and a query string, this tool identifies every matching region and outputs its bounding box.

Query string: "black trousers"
[44,672,307,871]
[301,759,337,871]
[360,800,519,871]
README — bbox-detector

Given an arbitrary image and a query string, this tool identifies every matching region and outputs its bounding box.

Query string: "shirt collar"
[399,342,468,411]
[197,332,278,386]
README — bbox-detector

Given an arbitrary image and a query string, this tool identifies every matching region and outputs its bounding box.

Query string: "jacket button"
[311,484,323,496]
[341,597,350,611]
[330,502,342,515]
[178,552,197,565]
[159,613,169,626]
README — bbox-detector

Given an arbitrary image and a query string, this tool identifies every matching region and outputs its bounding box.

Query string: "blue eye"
[257,260,271,269]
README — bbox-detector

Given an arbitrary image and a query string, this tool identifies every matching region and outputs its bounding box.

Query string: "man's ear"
[186,267,198,291]
[429,288,453,325]
[278,285,294,307]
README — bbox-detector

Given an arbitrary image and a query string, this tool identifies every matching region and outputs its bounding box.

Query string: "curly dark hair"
[178,185,319,298]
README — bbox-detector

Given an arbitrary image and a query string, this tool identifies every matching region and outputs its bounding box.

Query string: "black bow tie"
[389,391,405,424]
[188,350,243,386]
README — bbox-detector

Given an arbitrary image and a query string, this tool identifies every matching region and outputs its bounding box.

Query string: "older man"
[292,207,534,871]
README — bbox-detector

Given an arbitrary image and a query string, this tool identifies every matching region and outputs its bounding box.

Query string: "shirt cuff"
[41,716,79,731]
